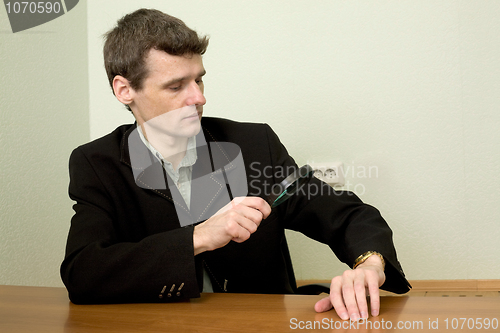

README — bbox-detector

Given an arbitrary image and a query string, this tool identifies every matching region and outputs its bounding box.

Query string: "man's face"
[128,49,206,139]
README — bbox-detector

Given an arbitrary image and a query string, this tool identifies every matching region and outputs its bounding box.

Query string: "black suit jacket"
[61,117,410,304]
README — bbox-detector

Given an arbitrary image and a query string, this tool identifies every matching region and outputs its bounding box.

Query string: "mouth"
[183,111,202,121]
[188,109,203,118]
[183,111,197,118]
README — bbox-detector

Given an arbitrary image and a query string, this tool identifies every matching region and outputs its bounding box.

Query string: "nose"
[186,81,206,107]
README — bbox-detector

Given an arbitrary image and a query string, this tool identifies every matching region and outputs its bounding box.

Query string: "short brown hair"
[103,9,209,107]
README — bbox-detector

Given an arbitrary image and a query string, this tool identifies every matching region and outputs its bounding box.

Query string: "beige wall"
[1,1,499,288]
[87,0,500,282]
[0,2,89,286]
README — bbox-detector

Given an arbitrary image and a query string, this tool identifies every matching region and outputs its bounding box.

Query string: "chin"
[184,123,201,138]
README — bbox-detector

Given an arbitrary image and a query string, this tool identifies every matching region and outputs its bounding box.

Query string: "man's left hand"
[314,255,386,321]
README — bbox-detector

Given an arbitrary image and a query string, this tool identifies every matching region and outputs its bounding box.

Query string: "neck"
[140,124,189,171]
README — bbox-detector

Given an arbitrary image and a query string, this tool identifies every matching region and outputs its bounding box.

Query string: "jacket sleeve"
[264,124,411,294]
[60,147,201,304]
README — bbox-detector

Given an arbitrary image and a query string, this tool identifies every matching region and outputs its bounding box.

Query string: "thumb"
[314,296,333,313]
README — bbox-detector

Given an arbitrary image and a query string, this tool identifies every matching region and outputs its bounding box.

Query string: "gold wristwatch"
[353,251,385,270]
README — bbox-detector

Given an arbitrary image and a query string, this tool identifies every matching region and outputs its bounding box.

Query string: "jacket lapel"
[120,125,179,203]
[189,143,229,222]
[119,122,247,226]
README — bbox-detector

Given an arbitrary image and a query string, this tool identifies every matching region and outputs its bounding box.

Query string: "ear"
[112,75,134,106]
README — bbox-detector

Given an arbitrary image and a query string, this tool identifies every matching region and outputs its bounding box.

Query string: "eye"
[169,85,182,91]
[195,78,203,85]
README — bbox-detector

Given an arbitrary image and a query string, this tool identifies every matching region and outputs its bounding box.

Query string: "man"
[61,8,410,321]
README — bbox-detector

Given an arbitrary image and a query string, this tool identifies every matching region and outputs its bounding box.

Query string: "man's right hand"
[193,197,271,255]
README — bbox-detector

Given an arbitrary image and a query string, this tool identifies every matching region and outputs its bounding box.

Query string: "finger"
[229,196,246,207]
[329,277,349,320]
[367,277,381,317]
[341,272,361,322]
[226,210,265,240]
[353,274,368,320]
[236,205,265,226]
[233,212,262,235]
[237,197,271,218]
[226,218,252,242]
[314,296,333,313]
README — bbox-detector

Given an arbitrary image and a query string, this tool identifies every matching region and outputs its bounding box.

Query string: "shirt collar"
[136,125,198,169]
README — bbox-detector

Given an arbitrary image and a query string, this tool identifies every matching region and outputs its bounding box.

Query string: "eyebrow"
[160,70,206,89]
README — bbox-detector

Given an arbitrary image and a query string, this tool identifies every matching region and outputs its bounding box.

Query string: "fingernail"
[360,311,368,319]
[372,309,379,317]
[340,313,349,320]
[350,313,360,322]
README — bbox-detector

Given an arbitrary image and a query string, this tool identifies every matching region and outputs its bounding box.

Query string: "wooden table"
[1,285,499,332]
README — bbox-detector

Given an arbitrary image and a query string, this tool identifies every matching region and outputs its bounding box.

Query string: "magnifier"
[266,164,314,208]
